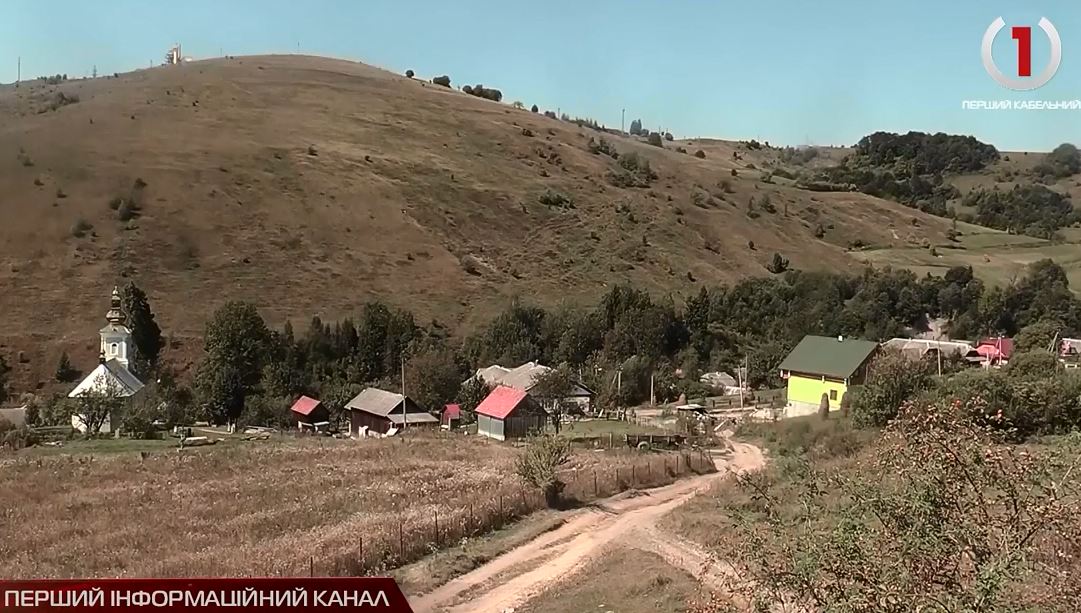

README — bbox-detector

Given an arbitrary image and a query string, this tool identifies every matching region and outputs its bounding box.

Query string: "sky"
[2,0,1080,151]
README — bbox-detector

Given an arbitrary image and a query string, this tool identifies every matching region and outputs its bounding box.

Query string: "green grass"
[737,413,877,461]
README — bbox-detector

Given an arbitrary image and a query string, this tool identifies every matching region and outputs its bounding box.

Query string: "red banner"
[0,578,413,612]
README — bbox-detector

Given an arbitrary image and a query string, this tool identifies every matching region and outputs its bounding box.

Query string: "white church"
[68,287,145,433]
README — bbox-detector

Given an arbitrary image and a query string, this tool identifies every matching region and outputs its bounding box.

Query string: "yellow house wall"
[786,374,848,408]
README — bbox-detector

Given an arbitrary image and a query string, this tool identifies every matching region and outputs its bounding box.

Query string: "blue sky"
[2,0,1079,151]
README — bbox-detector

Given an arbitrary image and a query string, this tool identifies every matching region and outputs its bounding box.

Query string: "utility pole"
[401,355,407,431]
[621,108,625,134]
[738,356,747,409]
[92,65,97,79]
[649,374,655,407]
[937,345,942,377]
[16,56,20,84]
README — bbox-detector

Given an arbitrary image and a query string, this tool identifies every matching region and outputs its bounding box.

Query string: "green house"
[777,335,878,416]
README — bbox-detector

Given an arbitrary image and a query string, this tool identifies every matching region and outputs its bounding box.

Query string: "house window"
[829,389,838,401]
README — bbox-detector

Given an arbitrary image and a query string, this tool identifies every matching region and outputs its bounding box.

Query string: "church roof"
[68,359,144,398]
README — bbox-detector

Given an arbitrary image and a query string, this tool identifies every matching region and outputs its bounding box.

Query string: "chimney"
[99,351,106,364]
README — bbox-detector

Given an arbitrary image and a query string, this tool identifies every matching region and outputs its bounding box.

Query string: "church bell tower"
[99,286,134,367]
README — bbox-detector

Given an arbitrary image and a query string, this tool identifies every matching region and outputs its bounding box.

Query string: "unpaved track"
[409,442,765,613]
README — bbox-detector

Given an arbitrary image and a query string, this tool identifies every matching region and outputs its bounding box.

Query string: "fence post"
[647,460,652,481]
[359,536,364,573]
[593,470,598,496]
[632,464,636,485]
[309,556,314,577]
[609,432,614,449]
[499,495,504,522]
[435,512,440,545]
[399,521,404,560]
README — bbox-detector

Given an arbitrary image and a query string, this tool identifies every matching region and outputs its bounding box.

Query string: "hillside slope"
[0,55,952,387]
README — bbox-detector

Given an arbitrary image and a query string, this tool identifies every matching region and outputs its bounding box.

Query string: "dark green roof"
[778,335,878,380]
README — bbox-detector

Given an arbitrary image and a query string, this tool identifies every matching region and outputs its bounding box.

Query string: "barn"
[289,395,330,431]
[344,387,438,437]
[475,386,547,441]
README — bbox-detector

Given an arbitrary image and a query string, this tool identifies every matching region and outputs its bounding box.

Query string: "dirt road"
[409,441,765,613]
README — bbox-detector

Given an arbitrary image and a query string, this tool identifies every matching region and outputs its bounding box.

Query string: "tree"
[530,366,577,431]
[0,355,8,403]
[121,282,163,373]
[55,351,78,383]
[516,434,572,507]
[647,132,664,147]
[195,302,271,425]
[405,343,464,411]
[455,376,490,425]
[629,118,642,135]
[765,253,789,274]
[530,104,539,113]
[68,378,126,438]
[848,350,932,427]
[664,132,674,141]
[1015,319,1064,354]
[405,69,414,78]
[432,75,451,87]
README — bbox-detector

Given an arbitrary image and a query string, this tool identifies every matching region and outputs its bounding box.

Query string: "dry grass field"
[0,54,954,390]
[0,432,711,579]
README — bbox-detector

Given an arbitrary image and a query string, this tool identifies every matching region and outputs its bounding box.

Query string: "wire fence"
[318,449,715,576]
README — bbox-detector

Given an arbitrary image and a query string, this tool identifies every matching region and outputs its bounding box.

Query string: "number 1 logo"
[982,17,1061,90]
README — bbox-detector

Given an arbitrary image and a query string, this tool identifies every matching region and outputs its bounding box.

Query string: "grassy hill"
[0,55,960,388]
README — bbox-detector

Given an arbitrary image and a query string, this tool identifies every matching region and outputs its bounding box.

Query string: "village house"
[469,361,594,413]
[441,403,461,429]
[778,335,878,417]
[344,387,438,437]
[474,385,547,441]
[976,336,1014,366]
[698,370,746,395]
[881,338,982,365]
[289,395,330,431]
[0,405,27,429]
[68,287,145,434]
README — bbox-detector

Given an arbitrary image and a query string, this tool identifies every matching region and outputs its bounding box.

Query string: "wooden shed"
[344,388,438,437]
[289,395,330,431]
[475,386,547,441]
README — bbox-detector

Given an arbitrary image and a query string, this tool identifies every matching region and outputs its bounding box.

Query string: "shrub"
[544,110,557,119]
[731,168,739,177]
[587,137,617,158]
[118,200,136,221]
[647,132,664,147]
[405,69,414,78]
[530,104,539,113]
[766,253,789,274]
[813,224,826,238]
[719,179,733,193]
[460,254,481,275]
[849,350,932,427]
[431,75,451,87]
[539,189,572,209]
[608,152,657,188]
[521,128,534,137]
[694,149,706,159]
[664,132,674,141]
[463,83,502,102]
[56,188,67,199]
[71,218,92,238]
[109,197,123,210]
[516,434,572,507]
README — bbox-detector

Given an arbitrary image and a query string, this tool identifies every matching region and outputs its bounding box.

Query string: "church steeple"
[100,286,133,368]
[105,286,126,325]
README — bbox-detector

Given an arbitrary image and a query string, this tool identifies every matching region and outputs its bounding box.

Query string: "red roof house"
[289,395,330,429]
[475,386,547,441]
[976,337,1015,364]
[442,403,462,427]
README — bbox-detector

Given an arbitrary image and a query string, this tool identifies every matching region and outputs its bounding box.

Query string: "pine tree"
[55,351,78,383]
[121,282,163,369]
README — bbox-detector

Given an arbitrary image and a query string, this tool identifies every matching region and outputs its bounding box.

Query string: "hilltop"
[0,55,960,386]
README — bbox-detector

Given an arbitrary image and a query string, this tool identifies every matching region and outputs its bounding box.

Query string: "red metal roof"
[443,404,461,419]
[290,395,323,416]
[475,386,529,420]
[977,337,1015,359]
